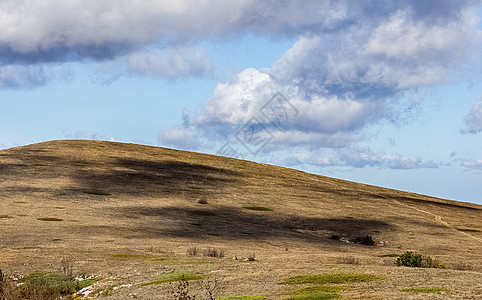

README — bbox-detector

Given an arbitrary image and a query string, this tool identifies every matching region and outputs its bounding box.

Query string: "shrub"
[203,248,225,258]
[170,276,196,300]
[395,251,422,267]
[351,235,375,246]
[187,247,199,256]
[395,251,446,269]
[452,262,473,271]
[337,256,360,265]
[421,255,446,269]
[247,254,256,261]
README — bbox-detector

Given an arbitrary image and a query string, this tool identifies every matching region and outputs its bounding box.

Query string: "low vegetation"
[83,190,111,196]
[143,271,205,286]
[37,217,63,221]
[187,247,225,258]
[0,267,97,299]
[284,286,344,299]
[280,273,382,285]
[400,287,451,293]
[337,256,360,265]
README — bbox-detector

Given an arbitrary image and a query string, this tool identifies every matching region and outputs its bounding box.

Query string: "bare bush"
[200,275,224,300]
[203,248,225,258]
[187,247,199,256]
[337,256,360,265]
[451,262,473,271]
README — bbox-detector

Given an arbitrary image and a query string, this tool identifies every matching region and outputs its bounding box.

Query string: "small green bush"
[395,251,422,267]
[395,251,446,269]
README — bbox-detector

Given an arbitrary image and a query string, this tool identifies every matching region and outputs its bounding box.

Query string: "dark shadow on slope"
[72,158,240,197]
[387,195,480,211]
[72,205,393,244]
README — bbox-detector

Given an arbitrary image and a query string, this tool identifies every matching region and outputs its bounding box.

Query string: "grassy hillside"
[0,140,480,299]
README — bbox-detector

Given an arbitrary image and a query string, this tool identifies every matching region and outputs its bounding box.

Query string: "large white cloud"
[158,1,482,168]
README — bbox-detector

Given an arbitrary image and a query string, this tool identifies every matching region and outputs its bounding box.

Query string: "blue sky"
[1,1,481,204]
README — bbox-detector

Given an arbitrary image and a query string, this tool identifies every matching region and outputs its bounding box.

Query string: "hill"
[0,140,481,299]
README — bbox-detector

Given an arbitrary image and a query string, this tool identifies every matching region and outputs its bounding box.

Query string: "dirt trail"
[393,199,482,243]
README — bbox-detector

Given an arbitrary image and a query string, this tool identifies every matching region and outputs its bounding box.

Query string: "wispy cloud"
[463,98,482,133]
[127,47,212,80]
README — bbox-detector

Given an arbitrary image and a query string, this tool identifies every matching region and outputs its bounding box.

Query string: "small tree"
[171,276,195,300]
[396,251,423,267]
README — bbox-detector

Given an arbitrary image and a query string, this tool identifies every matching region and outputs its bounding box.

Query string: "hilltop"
[0,140,480,299]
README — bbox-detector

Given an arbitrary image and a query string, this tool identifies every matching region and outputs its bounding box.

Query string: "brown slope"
[0,140,481,299]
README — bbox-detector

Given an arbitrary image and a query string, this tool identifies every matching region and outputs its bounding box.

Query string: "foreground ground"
[0,140,481,299]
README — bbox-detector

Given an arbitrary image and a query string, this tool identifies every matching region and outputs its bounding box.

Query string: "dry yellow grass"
[0,140,481,299]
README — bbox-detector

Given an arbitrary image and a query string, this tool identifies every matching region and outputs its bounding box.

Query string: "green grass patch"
[456,228,480,233]
[243,206,273,211]
[19,271,97,297]
[37,217,63,221]
[286,286,344,295]
[83,190,111,196]
[14,201,28,204]
[104,240,115,243]
[285,293,340,300]
[54,207,65,209]
[378,254,400,257]
[400,288,451,293]
[0,215,13,218]
[17,214,28,217]
[67,219,80,222]
[187,210,217,216]
[280,273,383,285]
[218,297,266,300]
[108,254,152,259]
[142,271,205,285]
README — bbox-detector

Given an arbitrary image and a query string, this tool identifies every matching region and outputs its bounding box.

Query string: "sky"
[0,0,481,204]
